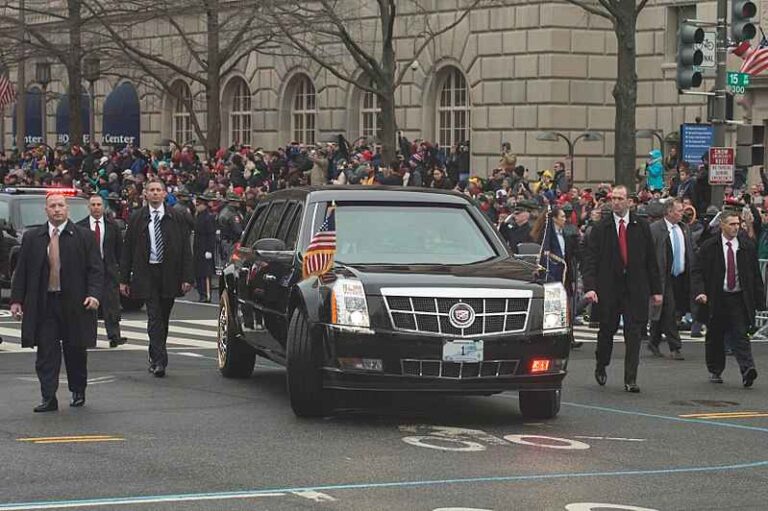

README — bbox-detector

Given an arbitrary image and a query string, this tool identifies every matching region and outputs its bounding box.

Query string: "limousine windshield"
[334,203,498,265]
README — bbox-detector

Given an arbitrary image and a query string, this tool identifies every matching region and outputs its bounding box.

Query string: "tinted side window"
[244,204,268,247]
[277,202,298,241]
[259,201,286,239]
[283,205,304,250]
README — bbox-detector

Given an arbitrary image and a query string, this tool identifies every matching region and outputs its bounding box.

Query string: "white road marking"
[502,435,591,450]
[565,504,659,511]
[293,491,336,502]
[573,436,646,442]
[401,436,486,452]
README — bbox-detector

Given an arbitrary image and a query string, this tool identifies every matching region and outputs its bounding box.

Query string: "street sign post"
[708,147,735,185]
[727,71,750,95]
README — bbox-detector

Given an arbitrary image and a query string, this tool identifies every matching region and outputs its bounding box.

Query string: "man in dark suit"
[582,185,662,393]
[78,195,126,348]
[120,179,194,377]
[692,210,763,387]
[193,193,217,303]
[10,193,103,412]
[648,198,694,360]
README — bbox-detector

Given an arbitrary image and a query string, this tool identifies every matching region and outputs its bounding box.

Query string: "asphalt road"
[1,299,767,511]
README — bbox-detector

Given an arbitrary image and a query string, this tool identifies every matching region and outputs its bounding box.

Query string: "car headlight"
[331,278,370,328]
[543,282,569,333]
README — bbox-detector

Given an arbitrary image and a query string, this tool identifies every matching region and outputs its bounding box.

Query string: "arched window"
[360,90,381,141]
[171,81,193,144]
[436,68,470,148]
[291,76,316,145]
[229,78,251,146]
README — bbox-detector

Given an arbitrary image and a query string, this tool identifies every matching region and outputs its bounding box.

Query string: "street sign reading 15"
[728,72,750,94]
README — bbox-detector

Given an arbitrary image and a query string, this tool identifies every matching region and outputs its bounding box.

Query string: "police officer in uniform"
[501,200,536,253]
[216,192,244,263]
[173,187,196,234]
[193,193,217,302]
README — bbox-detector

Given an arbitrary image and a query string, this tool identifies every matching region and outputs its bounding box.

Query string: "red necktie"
[726,241,736,291]
[618,218,628,268]
[94,219,101,245]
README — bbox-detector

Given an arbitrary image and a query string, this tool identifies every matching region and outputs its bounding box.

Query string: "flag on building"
[739,33,768,76]
[302,202,336,279]
[0,67,16,108]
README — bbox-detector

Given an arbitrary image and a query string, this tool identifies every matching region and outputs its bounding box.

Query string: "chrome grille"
[383,290,531,338]
[401,359,519,379]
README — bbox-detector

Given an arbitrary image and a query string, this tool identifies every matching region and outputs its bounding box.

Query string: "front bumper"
[321,326,571,392]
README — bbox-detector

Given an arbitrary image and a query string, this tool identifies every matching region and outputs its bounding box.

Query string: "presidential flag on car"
[302,202,336,279]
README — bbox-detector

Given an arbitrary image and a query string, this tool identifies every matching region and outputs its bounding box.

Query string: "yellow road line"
[680,412,768,419]
[680,411,766,417]
[17,435,123,443]
[30,438,125,444]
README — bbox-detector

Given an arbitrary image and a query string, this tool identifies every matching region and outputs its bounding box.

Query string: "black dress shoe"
[152,365,166,378]
[109,337,128,348]
[595,366,607,386]
[743,367,758,388]
[34,398,58,413]
[70,392,85,407]
[709,373,724,384]
[624,383,641,393]
[646,342,663,357]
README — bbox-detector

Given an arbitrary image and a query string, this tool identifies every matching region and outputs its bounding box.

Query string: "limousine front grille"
[400,359,519,379]
[382,290,531,338]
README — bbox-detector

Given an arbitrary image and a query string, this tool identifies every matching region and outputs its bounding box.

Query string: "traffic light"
[732,1,757,43]
[677,23,704,90]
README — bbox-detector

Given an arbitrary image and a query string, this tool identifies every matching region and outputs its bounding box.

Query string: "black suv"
[217,187,572,419]
[0,188,90,293]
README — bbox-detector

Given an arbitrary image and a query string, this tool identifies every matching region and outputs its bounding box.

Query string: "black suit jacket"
[691,233,764,326]
[120,206,194,299]
[582,212,662,323]
[77,217,122,287]
[10,222,103,347]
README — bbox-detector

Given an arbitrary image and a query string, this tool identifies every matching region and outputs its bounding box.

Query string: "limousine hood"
[337,257,543,296]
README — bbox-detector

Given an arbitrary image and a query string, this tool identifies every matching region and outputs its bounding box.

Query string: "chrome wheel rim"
[217,295,228,369]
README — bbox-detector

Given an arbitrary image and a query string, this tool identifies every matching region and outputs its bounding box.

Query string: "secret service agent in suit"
[10,193,103,412]
[77,195,126,348]
[692,210,763,387]
[648,198,694,361]
[120,179,194,377]
[582,185,662,393]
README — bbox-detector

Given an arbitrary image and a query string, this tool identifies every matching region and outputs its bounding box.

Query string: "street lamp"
[35,61,51,146]
[83,56,100,145]
[536,130,603,185]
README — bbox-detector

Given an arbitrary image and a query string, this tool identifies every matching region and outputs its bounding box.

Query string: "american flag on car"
[302,203,336,279]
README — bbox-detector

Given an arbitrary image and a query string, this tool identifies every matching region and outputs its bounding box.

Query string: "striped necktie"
[153,210,164,263]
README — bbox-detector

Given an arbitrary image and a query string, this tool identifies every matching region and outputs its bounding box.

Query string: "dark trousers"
[596,294,643,385]
[145,264,176,368]
[706,292,756,376]
[101,278,122,341]
[650,275,685,352]
[36,292,87,400]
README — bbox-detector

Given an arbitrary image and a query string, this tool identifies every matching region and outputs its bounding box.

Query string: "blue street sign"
[680,123,714,167]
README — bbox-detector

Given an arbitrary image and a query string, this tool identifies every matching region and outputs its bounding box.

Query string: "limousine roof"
[266,186,472,206]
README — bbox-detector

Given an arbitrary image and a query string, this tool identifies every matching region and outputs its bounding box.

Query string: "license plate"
[442,340,484,363]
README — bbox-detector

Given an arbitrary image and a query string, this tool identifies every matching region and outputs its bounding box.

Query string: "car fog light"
[338,357,383,372]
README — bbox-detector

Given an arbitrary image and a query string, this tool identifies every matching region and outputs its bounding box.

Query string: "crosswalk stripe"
[121,321,218,338]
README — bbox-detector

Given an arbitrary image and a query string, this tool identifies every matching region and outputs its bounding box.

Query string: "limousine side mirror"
[253,238,292,263]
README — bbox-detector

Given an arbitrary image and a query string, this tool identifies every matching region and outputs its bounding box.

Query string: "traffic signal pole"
[711,0,728,206]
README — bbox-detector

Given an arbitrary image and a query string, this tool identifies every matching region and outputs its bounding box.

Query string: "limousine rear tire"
[286,309,326,417]
[217,290,256,378]
[518,389,561,420]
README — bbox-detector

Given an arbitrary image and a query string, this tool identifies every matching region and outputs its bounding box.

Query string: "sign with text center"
[708,147,735,185]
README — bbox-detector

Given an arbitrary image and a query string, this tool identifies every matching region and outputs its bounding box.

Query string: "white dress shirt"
[555,228,566,257]
[148,204,165,264]
[47,221,67,253]
[613,211,630,235]
[89,216,104,258]
[721,235,740,292]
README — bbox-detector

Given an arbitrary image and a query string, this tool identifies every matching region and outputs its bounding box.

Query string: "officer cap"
[176,187,191,198]
[226,191,244,202]
[513,199,538,213]
[197,192,217,203]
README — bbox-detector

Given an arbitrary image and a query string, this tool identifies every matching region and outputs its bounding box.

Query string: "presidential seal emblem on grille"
[448,302,476,329]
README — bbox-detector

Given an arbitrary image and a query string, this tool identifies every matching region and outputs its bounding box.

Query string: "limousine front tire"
[286,309,326,418]
[519,389,561,420]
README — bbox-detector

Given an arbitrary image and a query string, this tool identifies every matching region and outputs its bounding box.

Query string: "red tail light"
[530,359,551,374]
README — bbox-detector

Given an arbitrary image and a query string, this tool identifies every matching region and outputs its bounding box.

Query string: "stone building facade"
[5,0,768,183]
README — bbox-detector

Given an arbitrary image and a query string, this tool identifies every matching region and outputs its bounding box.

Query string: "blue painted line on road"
[0,460,767,510]
[561,401,768,434]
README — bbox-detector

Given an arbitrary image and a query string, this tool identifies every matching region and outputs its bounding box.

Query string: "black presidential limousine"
[217,187,572,419]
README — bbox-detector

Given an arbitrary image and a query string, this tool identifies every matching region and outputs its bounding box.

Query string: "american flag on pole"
[0,67,16,108]
[739,33,768,76]
[302,202,336,279]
